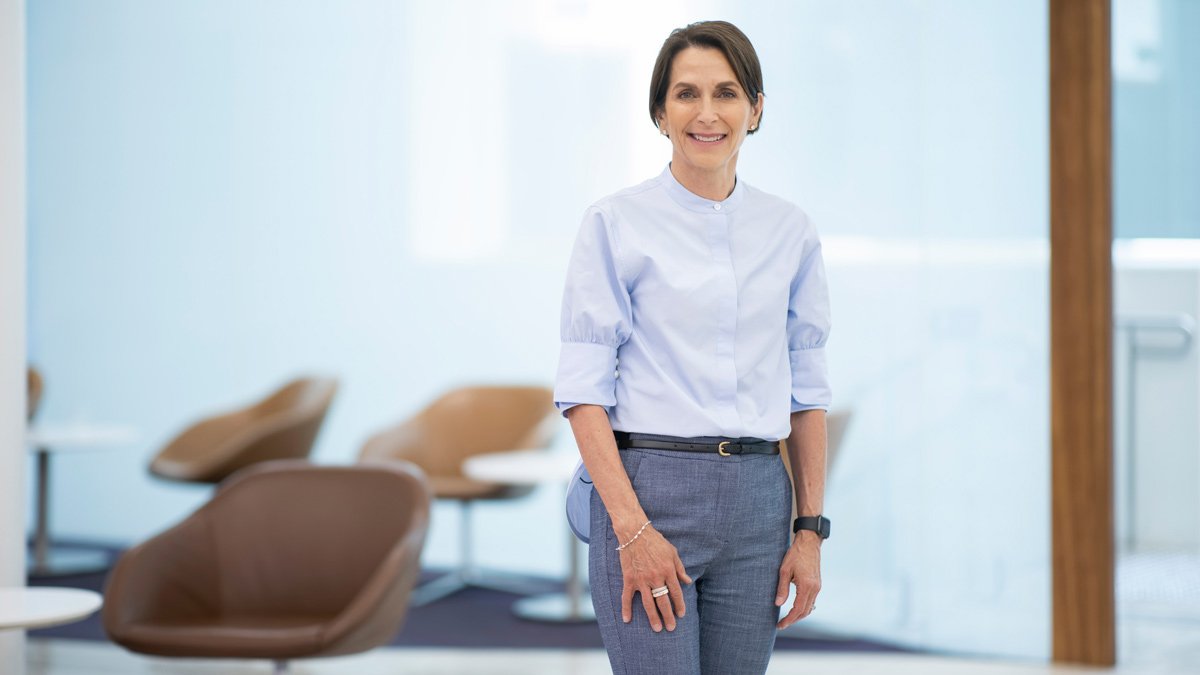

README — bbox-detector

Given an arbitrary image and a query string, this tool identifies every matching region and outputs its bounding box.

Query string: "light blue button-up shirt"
[554,165,831,441]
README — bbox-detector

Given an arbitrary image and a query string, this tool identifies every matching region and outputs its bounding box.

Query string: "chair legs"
[408,500,549,607]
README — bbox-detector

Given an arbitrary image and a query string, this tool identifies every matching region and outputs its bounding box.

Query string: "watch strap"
[792,515,831,540]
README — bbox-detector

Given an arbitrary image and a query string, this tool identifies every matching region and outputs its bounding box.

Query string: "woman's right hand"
[617,524,693,632]
[563,406,693,632]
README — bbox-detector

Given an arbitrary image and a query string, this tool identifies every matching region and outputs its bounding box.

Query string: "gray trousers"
[589,444,793,675]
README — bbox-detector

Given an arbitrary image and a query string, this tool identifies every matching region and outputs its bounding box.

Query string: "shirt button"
[614,370,620,379]
[713,203,722,211]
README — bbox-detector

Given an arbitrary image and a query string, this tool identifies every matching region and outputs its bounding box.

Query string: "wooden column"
[1049,0,1115,666]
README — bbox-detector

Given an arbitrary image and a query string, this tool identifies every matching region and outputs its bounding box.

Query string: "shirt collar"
[659,164,746,214]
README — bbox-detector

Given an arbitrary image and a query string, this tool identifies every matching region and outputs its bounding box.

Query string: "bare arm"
[775,408,826,628]
[566,404,692,632]
[785,409,827,531]
[566,404,649,540]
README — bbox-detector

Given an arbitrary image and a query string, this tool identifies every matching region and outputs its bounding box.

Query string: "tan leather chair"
[150,377,338,484]
[104,459,431,671]
[359,385,556,605]
[27,365,43,421]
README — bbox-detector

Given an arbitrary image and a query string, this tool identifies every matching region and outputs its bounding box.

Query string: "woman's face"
[657,46,763,185]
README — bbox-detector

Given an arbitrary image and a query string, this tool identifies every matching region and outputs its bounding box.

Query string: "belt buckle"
[717,441,732,457]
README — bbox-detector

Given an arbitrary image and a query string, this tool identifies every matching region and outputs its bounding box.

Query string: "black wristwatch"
[793,515,831,540]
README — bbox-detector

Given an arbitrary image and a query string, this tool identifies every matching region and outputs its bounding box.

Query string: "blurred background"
[8,0,1198,669]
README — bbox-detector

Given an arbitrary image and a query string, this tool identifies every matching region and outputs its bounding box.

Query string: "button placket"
[705,210,741,431]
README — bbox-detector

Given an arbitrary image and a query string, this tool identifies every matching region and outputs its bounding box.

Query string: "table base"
[513,592,596,623]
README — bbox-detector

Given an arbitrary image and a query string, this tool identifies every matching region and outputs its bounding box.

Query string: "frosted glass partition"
[28,0,1048,657]
[748,3,1051,658]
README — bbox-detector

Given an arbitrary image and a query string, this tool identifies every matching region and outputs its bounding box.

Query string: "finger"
[674,555,693,585]
[794,583,819,618]
[655,592,677,631]
[640,587,663,632]
[668,578,686,618]
[778,588,818,629]
[777,600,806,629]
[621,583,634,623]
[775,568,793,607]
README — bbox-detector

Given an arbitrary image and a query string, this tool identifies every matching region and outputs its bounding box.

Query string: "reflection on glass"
[1112,0,1200,668]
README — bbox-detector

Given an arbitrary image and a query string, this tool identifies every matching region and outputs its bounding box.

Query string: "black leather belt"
[614,431,779,456]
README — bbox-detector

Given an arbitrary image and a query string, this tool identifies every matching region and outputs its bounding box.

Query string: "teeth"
[692,134,723,142]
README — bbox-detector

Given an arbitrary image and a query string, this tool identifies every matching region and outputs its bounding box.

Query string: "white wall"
[1,0,27,670]
[27,0,1051,658]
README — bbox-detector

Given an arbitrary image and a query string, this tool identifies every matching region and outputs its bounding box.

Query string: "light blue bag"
[565,460,593,543]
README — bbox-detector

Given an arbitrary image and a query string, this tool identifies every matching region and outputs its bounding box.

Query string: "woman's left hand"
[774,533,821,629]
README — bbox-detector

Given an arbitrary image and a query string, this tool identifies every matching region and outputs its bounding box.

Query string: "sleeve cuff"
[554,342,619,415]
[790,346,832,412]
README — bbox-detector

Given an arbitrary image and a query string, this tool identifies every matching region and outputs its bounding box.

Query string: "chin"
[683,156,729,172]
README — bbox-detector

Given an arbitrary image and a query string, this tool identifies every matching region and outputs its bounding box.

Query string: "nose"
[698,95,718,124]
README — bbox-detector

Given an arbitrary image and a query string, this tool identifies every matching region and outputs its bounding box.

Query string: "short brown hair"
[649,21,764,134]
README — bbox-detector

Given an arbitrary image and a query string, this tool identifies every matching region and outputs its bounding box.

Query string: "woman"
[554,20,830,675]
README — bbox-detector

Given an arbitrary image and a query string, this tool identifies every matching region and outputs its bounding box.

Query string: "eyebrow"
[672,80,742,90]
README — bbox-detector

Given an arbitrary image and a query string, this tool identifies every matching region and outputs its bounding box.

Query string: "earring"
[749,124,758,131]
[661,128,669,137]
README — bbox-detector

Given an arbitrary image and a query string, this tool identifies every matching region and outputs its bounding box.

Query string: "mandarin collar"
[660,164,746,214]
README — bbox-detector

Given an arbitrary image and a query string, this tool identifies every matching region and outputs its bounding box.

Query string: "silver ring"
[651,586,669,598]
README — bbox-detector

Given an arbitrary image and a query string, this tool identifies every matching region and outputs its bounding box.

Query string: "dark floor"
[27,540,906,652]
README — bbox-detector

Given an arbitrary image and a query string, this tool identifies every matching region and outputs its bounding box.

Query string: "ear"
[752,92,765,126]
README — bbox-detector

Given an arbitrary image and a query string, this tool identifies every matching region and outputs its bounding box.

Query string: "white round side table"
[463,449,594,623]
[25,423,137,577]
[0,587,103,631]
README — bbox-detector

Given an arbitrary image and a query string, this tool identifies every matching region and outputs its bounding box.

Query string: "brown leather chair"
[103,459,431,670]
[27,365,43,421]
[150,377,338,484]
[359,385,556,605]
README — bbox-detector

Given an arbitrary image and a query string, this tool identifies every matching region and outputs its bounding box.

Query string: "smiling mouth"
[689,133,726,143]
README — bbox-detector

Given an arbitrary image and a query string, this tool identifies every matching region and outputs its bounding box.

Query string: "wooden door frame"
[1049,0,1115,665]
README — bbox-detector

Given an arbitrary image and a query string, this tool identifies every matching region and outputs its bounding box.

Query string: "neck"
[669,159,737,201]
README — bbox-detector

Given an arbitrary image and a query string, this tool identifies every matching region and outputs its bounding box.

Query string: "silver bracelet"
[616,520,652,551]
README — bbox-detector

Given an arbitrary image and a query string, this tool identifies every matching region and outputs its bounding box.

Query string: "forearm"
[785,409,827,543]
[565,404,649,541]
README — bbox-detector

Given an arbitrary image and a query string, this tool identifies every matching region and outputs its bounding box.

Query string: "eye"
[719,89,738,99]
[677,90,695,100]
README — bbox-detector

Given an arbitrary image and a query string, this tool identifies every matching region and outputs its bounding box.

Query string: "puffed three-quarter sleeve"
[787,228,832,412]
[554,207,632,414]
